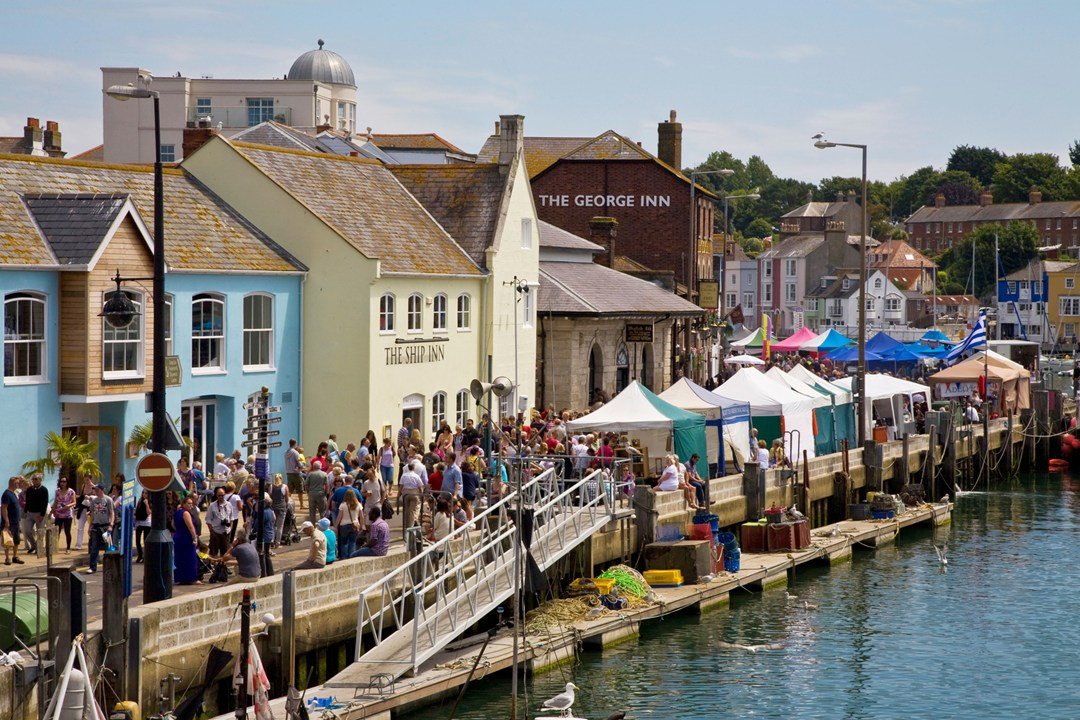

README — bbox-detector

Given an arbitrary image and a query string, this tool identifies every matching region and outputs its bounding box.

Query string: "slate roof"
[758,235,826,259]
[538,220,603,253]
[806,273,860,299]
[782,201,851,219]
[0,153,305,272]
[0,137,27,154]
[230,122,395,163]
[907,200,1080,225]
[70,144,104,162]
[539,260,701,316]
[22,193,128,266]
[230,142,482,276]
[477,135,589,176]
[371,133,467,154]
[388,163,506,268]
[1003,259,1076,281]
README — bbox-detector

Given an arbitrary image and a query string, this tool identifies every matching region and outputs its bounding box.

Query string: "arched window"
[243,293,274,369]
[4,291,46,382]
[615,343,630,393]
[456,389,470,427]
[379,293,395,332]
[103,289,144,378]
[191,293,225,372]
[408,293,423,332]
[432,391,447,432]
[432,293,447,332]
[588,343,603,403]
[456,293,471,330]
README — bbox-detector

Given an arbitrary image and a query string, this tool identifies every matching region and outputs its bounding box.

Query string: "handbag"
[209,561,230,584]
[381,497,394,520]
[1,529,12,551]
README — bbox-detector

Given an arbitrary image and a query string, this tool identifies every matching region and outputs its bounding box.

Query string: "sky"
[3,0,1080,185]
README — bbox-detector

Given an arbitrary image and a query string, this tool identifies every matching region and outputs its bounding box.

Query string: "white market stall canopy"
[765,367,830,408]
[712,367,818,459]
[658,378,752,474]
[831,373,930,403]
[787,364,853,404]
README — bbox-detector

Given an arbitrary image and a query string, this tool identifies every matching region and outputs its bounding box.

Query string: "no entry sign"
[136,452,175,492]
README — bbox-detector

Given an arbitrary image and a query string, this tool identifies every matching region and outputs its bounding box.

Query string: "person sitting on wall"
[352,505,390,557]
[684,453,707,508]
[293,521,326,570]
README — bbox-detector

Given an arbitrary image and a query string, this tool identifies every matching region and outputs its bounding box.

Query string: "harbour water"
[418,472,1080,719]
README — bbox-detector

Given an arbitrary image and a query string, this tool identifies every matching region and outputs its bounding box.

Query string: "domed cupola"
[288,39,355,87]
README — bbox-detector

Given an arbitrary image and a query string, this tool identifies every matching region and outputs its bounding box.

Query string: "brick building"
[906,188,1080,254]
[478,111,715,298]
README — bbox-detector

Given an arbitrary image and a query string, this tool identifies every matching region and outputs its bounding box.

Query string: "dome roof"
[288,39,355,87]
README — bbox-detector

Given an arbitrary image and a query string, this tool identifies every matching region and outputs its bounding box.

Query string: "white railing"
[351,466,615,680]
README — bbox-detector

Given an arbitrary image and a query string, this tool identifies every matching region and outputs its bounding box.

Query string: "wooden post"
[943,410,958,494]
[1005,415,1014,478]
[1034,390,1050,469]
[1019,408,1034,470]
[801,449,810,526]
[102,552,128,703]
[743,461,760,520]
[898,433,910,494]
[926,424,938,502]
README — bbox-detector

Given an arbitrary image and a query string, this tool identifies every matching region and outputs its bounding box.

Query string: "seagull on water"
[716,640,784,653]
[542,682,579,716]
[934,543,948,567]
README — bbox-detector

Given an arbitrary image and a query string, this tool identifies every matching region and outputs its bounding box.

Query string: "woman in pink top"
[51,477,76,551]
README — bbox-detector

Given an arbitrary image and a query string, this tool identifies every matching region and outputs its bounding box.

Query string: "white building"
[102,40,358,164]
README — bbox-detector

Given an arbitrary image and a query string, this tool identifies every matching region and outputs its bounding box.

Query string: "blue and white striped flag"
[945,311,987,365]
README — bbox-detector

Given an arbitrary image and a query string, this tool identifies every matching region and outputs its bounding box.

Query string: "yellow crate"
[569,578,616,595]
[643,569,684,587]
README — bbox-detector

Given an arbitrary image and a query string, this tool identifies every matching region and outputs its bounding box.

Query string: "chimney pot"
[25,117,40,128]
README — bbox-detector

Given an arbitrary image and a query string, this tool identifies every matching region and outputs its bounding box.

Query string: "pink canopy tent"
[770,327,819,353]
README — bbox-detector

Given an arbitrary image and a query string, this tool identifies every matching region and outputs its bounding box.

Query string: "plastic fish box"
[643,569,684,587]
[569,577,616,595]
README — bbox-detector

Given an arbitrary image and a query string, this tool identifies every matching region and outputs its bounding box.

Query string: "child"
[196,541,212,581]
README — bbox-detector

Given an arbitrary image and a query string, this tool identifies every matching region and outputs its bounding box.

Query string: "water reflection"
[411,473,1080,720]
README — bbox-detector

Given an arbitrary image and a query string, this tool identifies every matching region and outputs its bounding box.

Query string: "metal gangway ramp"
[325,466,616,691]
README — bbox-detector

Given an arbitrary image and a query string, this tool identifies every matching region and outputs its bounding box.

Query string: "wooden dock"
[221,502,950,720]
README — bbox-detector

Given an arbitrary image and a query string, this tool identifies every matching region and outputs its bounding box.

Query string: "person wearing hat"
[87,484,115,574]
[293,520,326,570]
[317,517,337,564]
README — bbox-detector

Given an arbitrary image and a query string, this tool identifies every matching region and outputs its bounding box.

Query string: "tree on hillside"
[991,153,1069,202]
[894,166,939,218]
[922,173,982,207]
[1070,141,1080,167]
[938,221,1038,299]
[947,145,1005,187]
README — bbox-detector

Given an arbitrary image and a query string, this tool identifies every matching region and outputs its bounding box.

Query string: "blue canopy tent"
[905,341,948,357]
[866,331,904,356]
[921,328,956,346]
[800,328,853,356]
[825,346,886,363]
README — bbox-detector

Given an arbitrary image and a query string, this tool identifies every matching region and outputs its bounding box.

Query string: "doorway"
[402,393,424,443]
[588,344,603,404]
[615,343,630,393]
[181,400,217,471]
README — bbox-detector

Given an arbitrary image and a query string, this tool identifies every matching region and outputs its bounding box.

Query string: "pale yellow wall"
[485,156,540,417]
[368,275,485,441]
[182,137,373,445]
[183,136,488,447]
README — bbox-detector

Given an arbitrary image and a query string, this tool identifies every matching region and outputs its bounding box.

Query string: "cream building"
[102,41,358,165]
[183,136,488,443]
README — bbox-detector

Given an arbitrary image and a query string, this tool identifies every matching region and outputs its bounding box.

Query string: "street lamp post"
[815,137,869,444]
[688,169,734,380]
[720,192,761,335]
[105,75,172,602]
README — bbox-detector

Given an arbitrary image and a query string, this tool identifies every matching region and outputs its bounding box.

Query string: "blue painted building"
[0,154,305,490]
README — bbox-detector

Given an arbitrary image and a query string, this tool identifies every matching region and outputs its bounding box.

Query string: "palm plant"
[22,431,101,480]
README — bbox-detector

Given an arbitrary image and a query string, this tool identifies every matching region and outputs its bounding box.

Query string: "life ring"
[1048,458,1070,470]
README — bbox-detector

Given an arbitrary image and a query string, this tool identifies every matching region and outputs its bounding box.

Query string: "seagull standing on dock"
[542,682,579,716]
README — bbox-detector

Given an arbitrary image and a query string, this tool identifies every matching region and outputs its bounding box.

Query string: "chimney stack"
[498,114,524,172]
[43,120,64,157]
[23,117,44,157]
[182,126,217,160]
[494,120,501,136]
[657,110,682,169]
[589,216,619,268]
[934,192,946,208]
[980,189,993,206]
[1029,186,1042,205]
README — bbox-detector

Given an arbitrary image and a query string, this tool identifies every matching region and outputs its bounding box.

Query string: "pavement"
[0,497,417,623]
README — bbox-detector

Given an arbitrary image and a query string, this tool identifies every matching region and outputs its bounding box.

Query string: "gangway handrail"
[352,466,615,679]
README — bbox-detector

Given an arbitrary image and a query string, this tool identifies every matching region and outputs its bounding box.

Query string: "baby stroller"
[280,502,302,546]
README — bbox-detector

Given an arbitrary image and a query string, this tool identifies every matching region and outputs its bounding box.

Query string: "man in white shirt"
[964,401,980,424]
[399,461,427,534]
[206,487,235,557]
